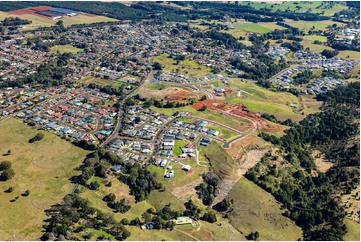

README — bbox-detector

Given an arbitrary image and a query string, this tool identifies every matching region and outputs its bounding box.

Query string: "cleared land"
[50,44,84,54]
[153,54,213,78]
[227,178,303,241]
[225,79,320,122]
[0,118,88,240]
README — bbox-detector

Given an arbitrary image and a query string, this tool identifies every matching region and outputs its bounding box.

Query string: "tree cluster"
[0,161,15,181]
[246,82,360,240]
[28,133,44,143]
[196,172,219,205]
[41,194,131,241]
[119,163,162,202]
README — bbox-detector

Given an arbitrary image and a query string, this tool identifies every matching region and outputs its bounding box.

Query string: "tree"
[120,218,129,225]
[56,20,63,26]
[0,168,15,181]
[153,62,162,70]
[0,161,11,171]
[199,105,207,111]
[22,190,30,196]
[201,211,217,223]
[89,181,100,190]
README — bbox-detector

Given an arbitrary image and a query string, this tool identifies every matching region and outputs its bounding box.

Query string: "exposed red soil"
[10,6,52,16]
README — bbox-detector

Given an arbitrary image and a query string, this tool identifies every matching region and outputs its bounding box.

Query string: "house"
[111,165,123,173]
[175,217,192,225]
[182,164,191,172]
[146,223,155,230]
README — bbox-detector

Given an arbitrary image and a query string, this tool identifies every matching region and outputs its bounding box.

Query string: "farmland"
[0,7,117,30]
[227,178,303,241]
[0,118,88,240]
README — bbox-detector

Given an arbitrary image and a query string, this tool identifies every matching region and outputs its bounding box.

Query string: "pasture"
[0,118,88,240]
[227,177,303,241]
[239,1,347,16]
[284,19,343,31]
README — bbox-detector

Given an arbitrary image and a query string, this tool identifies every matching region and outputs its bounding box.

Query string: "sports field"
[0,118,88,240]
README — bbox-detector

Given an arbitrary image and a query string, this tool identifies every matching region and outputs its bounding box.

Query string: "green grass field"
[148,83,169,91]
[204,141,235,178]
[154,54,213,78]
[284,19,343,31]
[174,140,187,156]
[343,218,360,241]
[303,35,328,42]
[336,50,360,61]
[221,20,286,38]
[228,178,303,241]
[0,11,117,30]
[0,118,88,240]
[206,123,238,140]
[301,39,333,53]
[226,79,313,122]
[239,1,347,16]
[147,190,186,212]
[50,44,84,54]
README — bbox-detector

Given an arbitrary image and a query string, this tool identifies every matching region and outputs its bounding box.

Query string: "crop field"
[0,118,88,240]
[50,44,84,54]
[0,7,117,30]
[227,178,303,241]
[154,54,213,78]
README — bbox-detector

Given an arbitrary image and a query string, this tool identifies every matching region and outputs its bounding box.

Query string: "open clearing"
[336,50,360,61]
[50,44,84,54]
[0,118,88,240]
[154,54,213,78]
[227,178,303,241]
[224,79,322,122]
